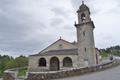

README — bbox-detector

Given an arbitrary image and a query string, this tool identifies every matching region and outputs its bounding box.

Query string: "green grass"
[101,52,108,58]
[0,70,3,77]
[17,67,28,77]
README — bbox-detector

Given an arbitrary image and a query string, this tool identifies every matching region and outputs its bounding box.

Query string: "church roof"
[39,38,77,53]
[79,4,89,11]
[30,48,78,56]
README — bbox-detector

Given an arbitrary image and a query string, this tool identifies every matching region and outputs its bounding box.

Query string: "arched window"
[63,57,72,67]
[81,13,86,21]
[39,58,46,67]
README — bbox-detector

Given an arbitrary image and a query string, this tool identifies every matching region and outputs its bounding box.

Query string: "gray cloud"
[70,0,81,9]
[51,7,68,18]
[50,18,63,26]
[0,0,50,56]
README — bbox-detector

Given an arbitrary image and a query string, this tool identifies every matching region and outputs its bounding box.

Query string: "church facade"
[28,2,100,72]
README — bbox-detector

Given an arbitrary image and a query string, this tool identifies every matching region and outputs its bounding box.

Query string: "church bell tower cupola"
[77,1,91,24]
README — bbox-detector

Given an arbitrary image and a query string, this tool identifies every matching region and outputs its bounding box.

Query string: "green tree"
[0,55,28,77]
[15,55,28,67]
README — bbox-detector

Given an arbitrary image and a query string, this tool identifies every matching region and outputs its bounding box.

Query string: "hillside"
[100,45,120,57]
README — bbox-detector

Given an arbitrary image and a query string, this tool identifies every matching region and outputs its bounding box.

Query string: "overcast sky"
[0,0,120,57]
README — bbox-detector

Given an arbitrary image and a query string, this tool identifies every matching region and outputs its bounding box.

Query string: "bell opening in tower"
[81,13,86,22]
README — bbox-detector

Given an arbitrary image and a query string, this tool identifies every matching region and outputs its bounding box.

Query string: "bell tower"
[77,1,91,24]
[75,1,96,67]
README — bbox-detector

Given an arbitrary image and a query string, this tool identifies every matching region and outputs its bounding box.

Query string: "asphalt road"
[55,65,120,80]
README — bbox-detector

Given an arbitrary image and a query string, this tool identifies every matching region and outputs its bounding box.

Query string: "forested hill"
[100,45,120,57]
[0,55,28,76]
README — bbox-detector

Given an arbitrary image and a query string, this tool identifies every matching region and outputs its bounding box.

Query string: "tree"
[100,45,120,57]
[0,55,28,77]
[15,55,28,67]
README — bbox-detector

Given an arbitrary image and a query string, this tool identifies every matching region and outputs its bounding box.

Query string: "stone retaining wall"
[3,73,15,80]
[26,60,119,80]
[3,60,119,80]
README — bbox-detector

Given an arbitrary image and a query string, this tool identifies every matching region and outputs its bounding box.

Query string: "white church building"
[28,2,100,72]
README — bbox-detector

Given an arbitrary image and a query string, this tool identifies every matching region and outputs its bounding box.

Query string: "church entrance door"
[50,57,60,71]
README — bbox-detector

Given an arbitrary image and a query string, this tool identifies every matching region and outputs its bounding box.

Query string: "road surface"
[55,65,120,80]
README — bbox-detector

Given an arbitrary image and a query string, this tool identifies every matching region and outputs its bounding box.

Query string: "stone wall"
[26,60,119,80]
[29,55,78,72]
[40,39,77,53]
[3,67,25,80]
[3,73,15,80]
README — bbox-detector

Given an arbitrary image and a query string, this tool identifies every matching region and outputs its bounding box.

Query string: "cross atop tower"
[82,1,84,4]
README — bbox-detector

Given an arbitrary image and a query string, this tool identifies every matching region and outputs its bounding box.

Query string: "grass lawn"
[17,67,28,77]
